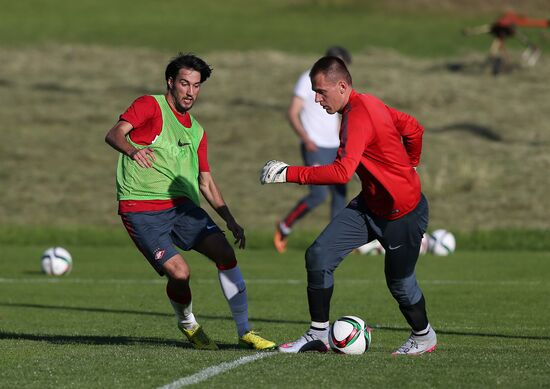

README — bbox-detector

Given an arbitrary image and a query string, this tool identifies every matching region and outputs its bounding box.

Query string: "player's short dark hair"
[325,46,352,65]
[165,53,213,87]
[309,56,353,85]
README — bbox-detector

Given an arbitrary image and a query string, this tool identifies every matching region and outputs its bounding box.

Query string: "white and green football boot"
[392,325,437,355]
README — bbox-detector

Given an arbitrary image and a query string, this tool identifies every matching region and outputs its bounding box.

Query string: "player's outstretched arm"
[260,160,289,184]
[199,172,245,249]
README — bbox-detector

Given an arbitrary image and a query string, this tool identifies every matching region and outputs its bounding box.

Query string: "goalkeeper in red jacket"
[261,56,436,355]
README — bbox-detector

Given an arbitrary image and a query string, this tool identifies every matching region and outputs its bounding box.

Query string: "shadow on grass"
[430,122,502,142]
[0,301,309,325]
[373,325,550,342]
[0,329,244,350]
[3,302,549,342]
[1,302,173,317]
[0,330,188,348]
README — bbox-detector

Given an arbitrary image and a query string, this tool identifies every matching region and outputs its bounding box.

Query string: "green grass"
[1,2,549,386]
[1,244,549,387]
[2,0,548,56]
[2,225,550,251]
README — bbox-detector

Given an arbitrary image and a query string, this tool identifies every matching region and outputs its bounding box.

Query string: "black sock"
[399,295,429,333]
[307,285,333,323]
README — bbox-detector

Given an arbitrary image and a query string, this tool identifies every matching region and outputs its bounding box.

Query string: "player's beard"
[170,88,194,114]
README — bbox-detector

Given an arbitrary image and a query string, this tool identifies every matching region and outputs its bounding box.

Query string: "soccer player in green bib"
[105,53,276,350]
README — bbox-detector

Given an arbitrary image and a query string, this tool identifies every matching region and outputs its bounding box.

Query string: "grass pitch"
[3,0,547,57]
[1,2,548,386]
[1,243,549,388]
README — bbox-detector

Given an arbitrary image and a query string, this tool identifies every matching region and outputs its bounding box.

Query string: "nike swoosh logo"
[388,244,403,250]
[206,224,217,230]
[178,140,190,147]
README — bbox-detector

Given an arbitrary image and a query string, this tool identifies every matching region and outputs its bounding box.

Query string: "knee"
[170,268,190,284]
[305,243,333,289]
[214,247,237,269]
[305,242,325,271]
[165,259,190,283]
[387,275,422,306]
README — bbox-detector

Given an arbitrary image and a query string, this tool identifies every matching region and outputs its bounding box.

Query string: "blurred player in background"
[273,46,352,253]
[463,11,550,74]
[261,56,436,355]
[105,53,275,351]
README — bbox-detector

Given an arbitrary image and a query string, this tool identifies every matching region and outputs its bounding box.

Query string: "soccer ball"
[329,315,372,355]
[419,233,431,255]
[356,239,385,255]
[41,247,72,275]
[429,229,456,256]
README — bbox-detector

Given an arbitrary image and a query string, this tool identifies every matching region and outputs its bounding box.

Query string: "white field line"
[157,352,276,389]
[0,277,545,286]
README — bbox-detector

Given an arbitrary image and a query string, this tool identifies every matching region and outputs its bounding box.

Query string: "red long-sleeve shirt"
[495,11,549,29]
[286,90,423,220]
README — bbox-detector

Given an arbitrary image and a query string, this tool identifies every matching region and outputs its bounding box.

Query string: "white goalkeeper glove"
[260,160,289,184]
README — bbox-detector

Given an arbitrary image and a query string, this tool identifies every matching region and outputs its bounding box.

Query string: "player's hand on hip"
[260,160,288,184]
[227,219,246,249]
[304,139,318,153]
[130,147,156,168]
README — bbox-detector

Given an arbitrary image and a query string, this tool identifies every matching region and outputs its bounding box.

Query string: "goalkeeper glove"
[260,160,289,184]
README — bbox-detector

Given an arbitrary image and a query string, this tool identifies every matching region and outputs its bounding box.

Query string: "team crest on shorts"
[153,248,165,261]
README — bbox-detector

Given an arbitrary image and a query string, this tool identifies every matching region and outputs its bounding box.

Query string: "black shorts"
[120,201,222,275]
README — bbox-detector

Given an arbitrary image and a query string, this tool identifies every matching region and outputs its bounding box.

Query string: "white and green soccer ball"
[41,247,72,275]
[329,315,372,355]
[429,229,456,256]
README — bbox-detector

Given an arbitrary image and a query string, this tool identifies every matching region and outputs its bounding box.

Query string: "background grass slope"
[1,45,549,233]
[1,0,549,237]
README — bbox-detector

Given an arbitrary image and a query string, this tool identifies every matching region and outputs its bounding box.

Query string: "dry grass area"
[1,45,549,231]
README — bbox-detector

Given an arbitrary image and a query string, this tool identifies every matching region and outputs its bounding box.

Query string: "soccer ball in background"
[356,230,456,256]
[419,233,430,255]
[356,240,385,255]
[329,315,372,355]
[429,229,456,256]
[41,247,72,276]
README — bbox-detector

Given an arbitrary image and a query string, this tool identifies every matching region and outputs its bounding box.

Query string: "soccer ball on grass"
[41,247,72,275]
[329,315,372,354]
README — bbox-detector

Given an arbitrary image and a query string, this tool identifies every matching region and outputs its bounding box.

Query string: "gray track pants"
[305,194,429,307]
